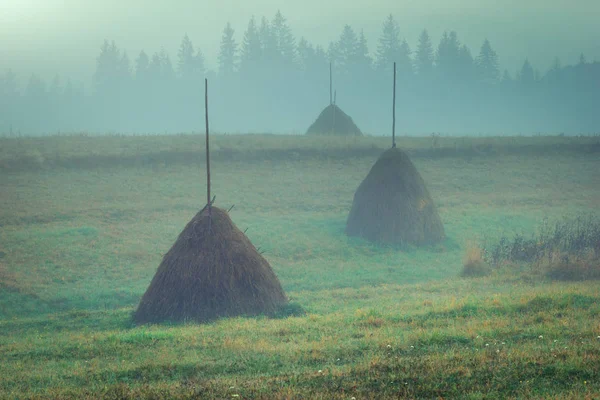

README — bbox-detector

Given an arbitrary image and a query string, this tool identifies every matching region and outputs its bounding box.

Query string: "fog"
[1,0,599,135]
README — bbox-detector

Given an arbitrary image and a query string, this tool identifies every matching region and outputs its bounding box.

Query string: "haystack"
[306,104,362,136]
[345,147,445,246]
[134,206,288,324]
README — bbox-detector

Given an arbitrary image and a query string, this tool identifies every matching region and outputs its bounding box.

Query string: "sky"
[1,0,599,89]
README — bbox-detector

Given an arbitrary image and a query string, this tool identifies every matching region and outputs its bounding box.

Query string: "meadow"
[0,134,599,399]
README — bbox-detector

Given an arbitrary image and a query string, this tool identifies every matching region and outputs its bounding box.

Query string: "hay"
[345,147,445,246]
[134,207,287,324]
[306,104,362,136]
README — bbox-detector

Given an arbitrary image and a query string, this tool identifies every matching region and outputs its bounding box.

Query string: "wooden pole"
[331,89,337,133]
[392,62,397,148]
[329,62,333,105]
[205,78,211,215]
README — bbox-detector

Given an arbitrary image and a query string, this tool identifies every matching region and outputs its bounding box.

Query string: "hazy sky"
[1,0,599,89]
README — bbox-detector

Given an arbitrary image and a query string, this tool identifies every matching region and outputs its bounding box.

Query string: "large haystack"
[134,207,287,324]
[345,147,445,246]
[306,104,362,136]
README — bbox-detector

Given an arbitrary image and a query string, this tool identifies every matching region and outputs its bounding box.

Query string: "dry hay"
[306,104,362,136]
[134,207,287,324]
[346,147,445,246]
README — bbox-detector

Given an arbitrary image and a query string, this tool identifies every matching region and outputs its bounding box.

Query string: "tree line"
[1,12,599,135]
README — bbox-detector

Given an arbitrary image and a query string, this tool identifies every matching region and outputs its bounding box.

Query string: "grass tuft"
[461,242,491,277]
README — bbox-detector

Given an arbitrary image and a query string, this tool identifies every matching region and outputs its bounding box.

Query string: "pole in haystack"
[133,77,288,325]
[331,89,337,134]
[329,62,333,105]
[392,61,397,148]
[205,78,211,217]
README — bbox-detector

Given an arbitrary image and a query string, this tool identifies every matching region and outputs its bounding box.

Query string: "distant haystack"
[134,206,287,324]
[306,104,362,136]
[345,147,445,246]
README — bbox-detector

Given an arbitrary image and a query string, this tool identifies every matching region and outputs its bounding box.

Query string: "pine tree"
[94,40,121,93]
[1,69,19,98]
[297,37,313,71]
[177,34,196,80]
[240,16,262,74]
[546,57,562,84]
[218,22,238,77]
[375,14,400,71]
[259,16,277,63]
[375,15,412,76]
[519,58,535,87]
[458,44,475,82]
[118,52,132,85]
[355,30,372,72]
[159,49,175,81]
[336,25,359,75]
[272,10,296,66]
[195,49,206,77]
[415,29,434,76]
[297,38,327,78]
[135,51,150,80]
[398,39,413,76]
[436,31,461,78]
[149,52,162,79]
[476,39,499,84]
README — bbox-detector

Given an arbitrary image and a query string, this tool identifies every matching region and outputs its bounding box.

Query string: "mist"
[1,0,599,135]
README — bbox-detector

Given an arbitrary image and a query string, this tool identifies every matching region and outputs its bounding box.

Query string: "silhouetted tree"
[135,51,150,80]
[335,25,359,76]
[476,39,500,84]
[458,44,475,82]
[519,58,535,87]
[218,22,237,77]
[240,16,262,75]
[415,29,434,76]
[376,15,412,76]
[355,30,372,73]
[259,16,277,63]
[436,31,462,79]
[177,34,196,80]
[272,10,296,67]
[94,40,121,94]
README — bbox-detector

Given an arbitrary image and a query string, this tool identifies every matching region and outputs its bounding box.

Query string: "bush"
[537,249,600,281]
[461,243,491,277]
[482,215,600,281]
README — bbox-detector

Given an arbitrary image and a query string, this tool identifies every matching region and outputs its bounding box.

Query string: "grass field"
[1,134,599,399]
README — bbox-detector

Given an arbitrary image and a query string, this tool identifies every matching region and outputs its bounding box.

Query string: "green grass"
[1,134,599,398]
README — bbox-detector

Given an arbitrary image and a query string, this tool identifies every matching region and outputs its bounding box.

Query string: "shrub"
[461,243,491,277]
[537,248,600,281]
[482,215,600,281]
